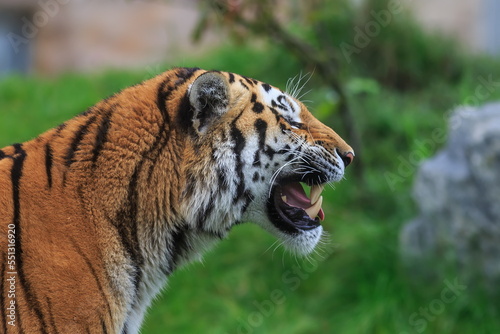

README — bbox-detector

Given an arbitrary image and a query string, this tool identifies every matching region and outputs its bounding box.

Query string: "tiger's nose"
[338,150,354,167]
[343,152,354,167]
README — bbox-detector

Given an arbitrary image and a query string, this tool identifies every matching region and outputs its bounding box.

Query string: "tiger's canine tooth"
[305,196,323,219]
[310,184,325,205]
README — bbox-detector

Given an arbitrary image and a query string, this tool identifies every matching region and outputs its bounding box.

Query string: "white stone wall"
[2,0,219,76]
[409,0,498,54]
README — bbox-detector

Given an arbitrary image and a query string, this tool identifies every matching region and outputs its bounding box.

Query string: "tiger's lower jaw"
[265,206,325,255]
[277,226,324,255]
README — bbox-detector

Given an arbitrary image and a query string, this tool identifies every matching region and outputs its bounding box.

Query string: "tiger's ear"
[189,72,230,134]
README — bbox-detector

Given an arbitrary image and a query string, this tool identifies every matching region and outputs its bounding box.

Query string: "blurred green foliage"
[1,1,500,333]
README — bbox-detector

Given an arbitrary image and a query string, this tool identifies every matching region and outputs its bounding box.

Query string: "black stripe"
[230,112,247,204]
[147,77,180,181]
[231,125,245,156]
[262,83,272,92]
[196,199,215,230]
[175,94,194,132]
[80,107,92,117]
[216,166,229,192]
[269,107,285,124]
[69,238,113,331]
[156,80,173,127]
[254,119,268,151]
[169,227,190,272]
[55,122,66,135]
[11,144,49,333]
[45,143,53,188]
[11,144,24,333]
[168,148,184,215]
[112,167,144,298]
[46,297,60,334]
[174,68,201,132]
[108,209,142,306]
[276,95,290,111]
[239,79,249,90]
[242,76,254,86]
[228,73,235,83]
[126,167,143,278]
[101,315,109,334]
[0,252,6,333]
[146,133,170,182]
[91,108,114,167]
[65,115,97,167]
[241,190,254,213]
[279,123,287,134]
[252,151,261,167]
[0,150,5,159]
[230,112,246,151]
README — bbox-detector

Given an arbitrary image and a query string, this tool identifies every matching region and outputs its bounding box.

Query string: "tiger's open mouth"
[267,178,327,234]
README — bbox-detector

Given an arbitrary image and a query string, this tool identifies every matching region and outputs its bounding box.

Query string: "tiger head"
[181,70,354,255]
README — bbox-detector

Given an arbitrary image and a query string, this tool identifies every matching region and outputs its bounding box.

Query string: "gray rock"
[401,103,500,283]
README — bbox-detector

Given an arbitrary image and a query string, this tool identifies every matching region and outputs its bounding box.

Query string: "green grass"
[1,41,500,333]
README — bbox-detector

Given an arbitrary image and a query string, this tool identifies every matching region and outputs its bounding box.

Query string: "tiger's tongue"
[281,182,325,221]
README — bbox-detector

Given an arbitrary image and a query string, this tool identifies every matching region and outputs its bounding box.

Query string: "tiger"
[0,67,354,333]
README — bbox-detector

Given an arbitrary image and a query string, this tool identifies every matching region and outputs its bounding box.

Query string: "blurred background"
[1,0,500,333]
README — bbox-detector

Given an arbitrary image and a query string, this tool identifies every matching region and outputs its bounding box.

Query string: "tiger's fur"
[0,68,353,333]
